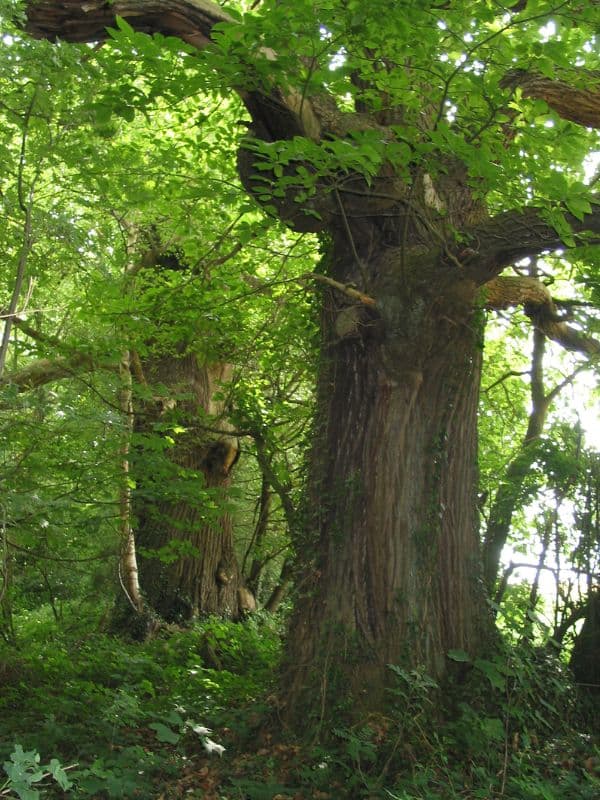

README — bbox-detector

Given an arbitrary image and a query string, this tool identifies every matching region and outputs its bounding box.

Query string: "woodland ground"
[0,605,598,800]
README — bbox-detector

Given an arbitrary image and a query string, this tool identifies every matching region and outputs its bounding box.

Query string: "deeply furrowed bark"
[281,228,491,724]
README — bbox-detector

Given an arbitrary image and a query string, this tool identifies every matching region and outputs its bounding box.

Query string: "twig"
[305,272,376,307]
[482,370,529,394]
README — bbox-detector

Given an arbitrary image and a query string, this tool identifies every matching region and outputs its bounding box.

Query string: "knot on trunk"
[201,438,240,479]
[215,560,235,587]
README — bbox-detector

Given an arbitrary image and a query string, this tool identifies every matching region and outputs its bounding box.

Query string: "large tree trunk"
[133,353,241,621]
[282,231,491,724]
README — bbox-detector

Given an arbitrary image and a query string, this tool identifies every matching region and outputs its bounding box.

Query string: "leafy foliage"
[0,616,283,798]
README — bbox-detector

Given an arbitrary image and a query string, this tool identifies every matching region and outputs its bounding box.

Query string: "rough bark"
[280,229,491,724]
[133,352,241,621]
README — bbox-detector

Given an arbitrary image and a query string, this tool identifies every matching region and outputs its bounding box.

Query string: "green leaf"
[113,16,136,38]
[565,197,592,222]
[115,105,135,122]
[149,722,180,744]
[474,659,506,691]
[165,709,184,726]
[93,104,113,125]
[48,760,73,791]
[12,787,40,800]
[482,717,505,741]
[447,649,471,662]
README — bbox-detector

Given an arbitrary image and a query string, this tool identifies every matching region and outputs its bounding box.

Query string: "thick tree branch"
[0,352,117,393]
[484,275,600,357]
[501,69,600,129]
[24,0,322,142]
[464,203,600,284]
[485,275,553,309]
[25,0,229,47]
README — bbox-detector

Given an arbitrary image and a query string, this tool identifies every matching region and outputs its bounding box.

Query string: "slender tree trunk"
[0,504,16,645]
[282,237,491,725]
[245,475,272,596]
[118,350,143,613]
[264,558,293,613]
[483,330,550,593]
[520,511,552,640]
[0,90,38,380]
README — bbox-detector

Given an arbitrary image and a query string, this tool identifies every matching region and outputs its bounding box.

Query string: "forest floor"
[1,607,598,799]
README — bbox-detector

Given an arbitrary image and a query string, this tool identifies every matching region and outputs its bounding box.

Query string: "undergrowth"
[1,607,598,799]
